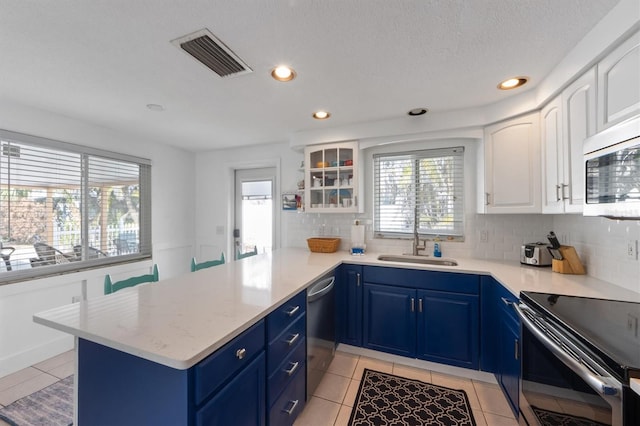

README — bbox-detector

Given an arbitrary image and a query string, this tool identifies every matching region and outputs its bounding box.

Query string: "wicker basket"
[307,237,341,253]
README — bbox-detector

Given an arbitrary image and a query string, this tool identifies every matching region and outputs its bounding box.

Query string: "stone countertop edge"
[32,247,640,371]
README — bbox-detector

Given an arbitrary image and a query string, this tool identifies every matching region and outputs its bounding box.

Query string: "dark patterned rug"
[0,375,73,426]
[348,369,476,426]
[532,405,609,426]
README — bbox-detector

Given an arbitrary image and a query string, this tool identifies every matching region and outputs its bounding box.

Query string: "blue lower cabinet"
[196,352,266,426]
[363,283,416,357]
[337,264,363,346]
[417,290,479,369]
[360,269,480,371]
[498,312,520,417]
[269,366,306,426]
[77,328,267,425]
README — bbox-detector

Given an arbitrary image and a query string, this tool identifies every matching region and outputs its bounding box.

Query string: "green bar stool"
[191,252,225,272]
[104,264,159,295]
[236,246,258,260]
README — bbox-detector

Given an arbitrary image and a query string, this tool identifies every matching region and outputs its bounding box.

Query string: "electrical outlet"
[628,240,638,260]
[480,230,488,243]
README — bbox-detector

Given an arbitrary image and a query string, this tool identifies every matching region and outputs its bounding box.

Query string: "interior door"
[234,168,275,259]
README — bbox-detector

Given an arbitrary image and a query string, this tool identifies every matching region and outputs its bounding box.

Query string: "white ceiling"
[0,0,621,152]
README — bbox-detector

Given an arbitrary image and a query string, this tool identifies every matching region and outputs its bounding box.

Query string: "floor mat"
[531,405,609,426]
[0,375,73,426]
[349,368,476,426]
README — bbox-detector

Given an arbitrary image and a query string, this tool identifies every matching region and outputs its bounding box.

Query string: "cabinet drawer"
[268,314,306,374]
[194,320,265,405]
[267,291,306,343]
[363,266,479,294]
[267,337,306,407]
[269,366,306,426]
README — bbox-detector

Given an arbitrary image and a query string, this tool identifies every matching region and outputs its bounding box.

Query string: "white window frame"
[373,147,464,240]
[0,129,152,284]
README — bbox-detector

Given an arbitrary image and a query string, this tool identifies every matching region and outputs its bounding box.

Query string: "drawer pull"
[285,305,300,317]
[235,348,246,360]
[284,361,300,376]
[283,399,299,415]
[501,297,513,306]
[284,333,300,346]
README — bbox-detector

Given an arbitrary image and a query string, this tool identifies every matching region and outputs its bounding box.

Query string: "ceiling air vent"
[172,29,252,78]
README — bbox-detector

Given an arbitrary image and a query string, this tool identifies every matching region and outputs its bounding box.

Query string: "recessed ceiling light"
[312,111,331,120]
[497,77,528,90]
[408,108,428,116]
[146,104,165,112]
[271,65,296,82]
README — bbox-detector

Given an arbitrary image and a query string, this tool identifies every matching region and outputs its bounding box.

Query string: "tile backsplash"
[282,212,640,294]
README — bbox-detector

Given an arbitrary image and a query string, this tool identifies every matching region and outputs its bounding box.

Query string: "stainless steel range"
[515,292,640,426]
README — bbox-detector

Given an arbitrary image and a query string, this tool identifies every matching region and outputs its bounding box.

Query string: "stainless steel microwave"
[584,115,640,219]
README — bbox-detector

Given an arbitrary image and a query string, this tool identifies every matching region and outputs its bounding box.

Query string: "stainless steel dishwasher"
[306,271,336,397]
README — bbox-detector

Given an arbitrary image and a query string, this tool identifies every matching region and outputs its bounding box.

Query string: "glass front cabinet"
[304,141,362,213]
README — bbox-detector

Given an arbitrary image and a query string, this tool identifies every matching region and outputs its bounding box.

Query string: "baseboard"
[0,335,74,378]
[336,343,497,384]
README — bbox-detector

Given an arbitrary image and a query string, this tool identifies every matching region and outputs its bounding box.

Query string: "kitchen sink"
[377,254,458,266]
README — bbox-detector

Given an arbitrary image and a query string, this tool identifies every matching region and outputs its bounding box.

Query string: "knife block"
[551,246,585,275]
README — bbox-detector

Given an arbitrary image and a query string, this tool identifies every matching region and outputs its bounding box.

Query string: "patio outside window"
[0,129,151,283]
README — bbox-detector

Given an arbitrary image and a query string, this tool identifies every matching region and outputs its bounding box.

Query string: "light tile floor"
[0,349,518,426]
[0,350,75,426]
[294,351,519,426]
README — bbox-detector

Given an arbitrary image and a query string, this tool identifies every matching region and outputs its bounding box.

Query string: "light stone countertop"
[33,247,640,370]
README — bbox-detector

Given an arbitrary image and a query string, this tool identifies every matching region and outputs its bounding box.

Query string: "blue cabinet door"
[196,352,266,426]
[363,283,416,357]
[498,312,520,418]
[337,264,363,346]
[417,290,479,369]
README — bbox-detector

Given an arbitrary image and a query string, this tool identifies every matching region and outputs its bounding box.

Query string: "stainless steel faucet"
[412,226,426,256]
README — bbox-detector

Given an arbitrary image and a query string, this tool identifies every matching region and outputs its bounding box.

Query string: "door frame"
[226,158,281,258]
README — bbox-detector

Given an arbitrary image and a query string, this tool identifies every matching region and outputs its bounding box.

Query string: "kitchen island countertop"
[33,247,640,370]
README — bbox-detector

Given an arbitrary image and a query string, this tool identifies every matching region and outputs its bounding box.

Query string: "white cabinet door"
[541,96,564,213]
[541,68,596,214]
[483,112,541,213]
[597,29,640,131]
[562,68,596,213]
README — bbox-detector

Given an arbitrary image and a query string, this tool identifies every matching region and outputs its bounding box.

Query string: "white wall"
[0,99,196,377]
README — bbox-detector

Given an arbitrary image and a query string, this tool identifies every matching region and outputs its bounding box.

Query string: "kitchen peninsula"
[33,248,640,424]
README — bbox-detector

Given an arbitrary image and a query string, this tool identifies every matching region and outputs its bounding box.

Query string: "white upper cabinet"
[542,68,596,214]
[304,141,363,213]
[481,112,541,213]
[541,97,564,213]
[597,29,640,131]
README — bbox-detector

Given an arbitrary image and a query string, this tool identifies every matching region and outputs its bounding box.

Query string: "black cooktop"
[521,291,640,382]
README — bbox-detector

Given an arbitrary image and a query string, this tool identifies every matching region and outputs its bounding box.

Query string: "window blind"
[0,129,152,283]
[374,147,464,238]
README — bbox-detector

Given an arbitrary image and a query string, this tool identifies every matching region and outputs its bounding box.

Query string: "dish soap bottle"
[433,243,442,258]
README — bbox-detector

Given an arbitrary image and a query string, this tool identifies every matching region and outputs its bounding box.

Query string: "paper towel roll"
[351,224,365,249]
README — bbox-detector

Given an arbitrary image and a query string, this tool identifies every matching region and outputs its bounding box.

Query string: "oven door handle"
[513,303,622,399]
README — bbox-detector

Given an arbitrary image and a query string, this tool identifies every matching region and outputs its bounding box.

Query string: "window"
[0,129,151,282]
[374,147,464,239]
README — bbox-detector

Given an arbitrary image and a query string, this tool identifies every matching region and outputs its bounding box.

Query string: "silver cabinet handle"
[418,298,423,313]
[285,333,300,346]
[410,298,415,312]
[236,348,246,360]
[514,338,519,360]
[284,361,299,376]
[485,192,490,206]
[285,305,300,317]
[501,297,513,306]
[561,183,569,200]
[356,272,360,287]
[283,399,299,415]
[556,185,561,201]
